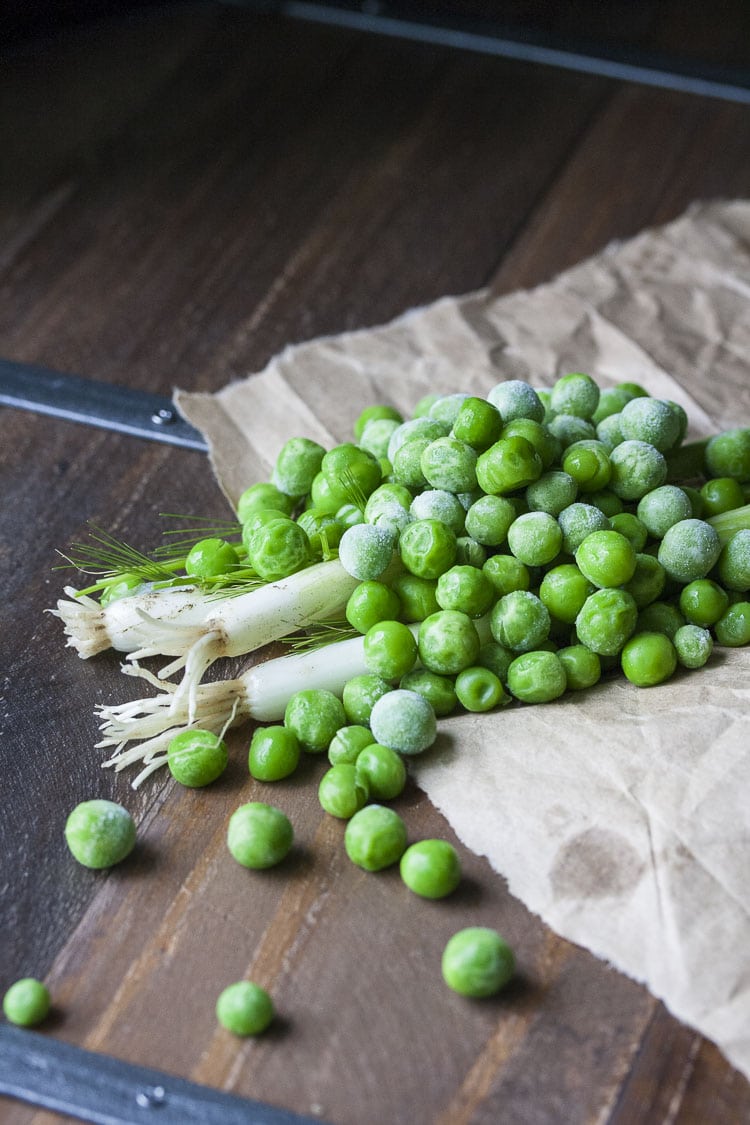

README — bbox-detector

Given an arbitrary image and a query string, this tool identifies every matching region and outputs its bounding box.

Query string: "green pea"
[454,536,488,568]
[346,581,401,634]
[538,564,595,625]
[619,397,681,453]
[482,555,531,597]
[451,395,502,450]
[608,440,667,500]
[364,483,413,537]
[636,485,693,538]
[3,979,51,1027]
[476,436,543,495]
[490,591,550,653]
[657,519,721,584]
[525,471,578,516]
[441,927,515,997]
[248,726,301,781]
[507,650,567,703]
[487,380,545,423]
[715,602,750,646]
[420,436,478,493]
[318,764,369,818]
[399,668,458,717]
[547,413,596,449]
[454,666,506,712]
[429,393,470,427]
[167,729,228,788]
[637,601,685,639]
[387,417,448,464]
[400,839,461,899]
[609,512,649,552]
[673,624,713,669]
[620,632,678,687]
[699,476,745,517]
[418,609,481,674]
[391,573,440,623]
[592,384,640,424]
[227,802,293,869]
[550,372,600,420]
[586,489,623,518]
[678,579,729,627]
[575,530,637,589]
[64,799,136,869]
[354,403,403,441]
[705,428,750,482]
[557,644,601,690]
[236,482,295,522]
[284,689,346,753]
[562,440,611,492]
[295,509,343,558]
[399,519,457,579]
[391,437,431,490]
[575,588,638,656]
[557,502,610,554]
[462,495,516,548]
[369,689,437,755]
[248,518,310,581]
[360,418,401,460]
[216,981,274,1036]
[338,523,394,581]
[363,620,418,681]
[344,805,408,871]
[436,565,495,617]
[355,743,407,800]
[717,530,750,592]
[410,489,466,535]
[341,674,392,725]
[507,512,563,567]
[100,573,144,606]
[501,418,560,468]
[622,554,667,609]
[327,724,376,766]
[596,413,625,452]
[476,641,514,684]
[185,537,240,579]
[321,443,382,506]
[272,436,326,498]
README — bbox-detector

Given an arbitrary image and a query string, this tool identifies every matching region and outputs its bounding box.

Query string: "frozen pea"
[550,372,600,420]
[609,512,649,552]
[391,437,431,489]
[429,393,471,427]
[454,536,488,568]
[341,674,392,726]
[490,590,550,653]
[369,689,437,755]
[227,802,293,869]
[248,518,310,581]
[699,476,745,517]
[387,417,448,464]
[678,579,729,627]
[284,689,346,753]
[501,418,560,469]
[338,523,395,581]
[575,588,638,656]
[620,632,678,687]
[359,417,402,460]
[442,927,515,997]
[717,529,750,592]
[557,644,601,690]
[436,565,495,617]
[410,489,466,535]
[476,436,543,495]
[420,436,478,493]
[487,380,545,423]
[454,666,506,711]
[64,800,136,869]
[636,485,693,538]
[363,620,418,681]
[507,650,567,703]
[483,555,531,596]
[715,602,750,646]
[525,471,578,516]
[318,764,369,819]
[399,519,457,579]
[355,743,407,800]
[464,495,516,545]
[705,428,750,482]
[575,530,637,589]
[619,397,681,452]
[391,573,440,623]
[236,482,295,522]
[562,440,611,492]
[451,395,502,450]
[622,554,667,609]
[328,724,376,765]
[186,537,240,580]
[507,511,563,567]
[346,580,402,634]
[344,805,408,871]
[418,610,481,674]
[272,436,326,498]
[673,624,713,669]
[557,503,610,554]
[538,564,595,625]
[608,440,667,501]
[657,519,721,584]
[400,669,458,716]
[637,601,685,639]
[547,413,597,448]
[596,412,625,451]
[354,403,403,440]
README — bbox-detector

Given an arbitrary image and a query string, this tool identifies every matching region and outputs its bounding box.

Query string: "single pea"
[678,579,729,626]
[216,981,274,1036]
[637,601,686,639]
[364,482,413,537]
[248,726,301,781]
[454,666,506,712]
[441,927,515,997]
[714,602,750,646]
[586,489,623,518]
[507,650,567,703]
[387,417,448,464]
[557,502,610,554]
[490,591,550,653]
[344,805,408,871]
[451,395,502,450]
[482,555,531,596]
[318,764,369,819]
[328,724,376,766]
[248,518,310,581]
[476,641,514,684]
[320,443,382,506]
[657,519,721,584]
[557,644,601,690]
[391,573,440,623]
[410,489,466,535]
[575,530,637,589]
[506,511,563,567]
[418,609,481,674]
[463,494,516,546]
[525,471,578,516]
[636,485,693,539]
[3,979,51,1027]
[391,437,431,490]
[562,440,611,492]
[575,588,638,656]
[272,436,326,498]
[704,428,750,482]
[700,476,745,517]
[539,564,595,625]
[284,689,346,753]
[346,580,402,634]
[338,523,395,581]
[454,536,488,568]
[619,397,681,453]
[369,689,437,755]
[295,509,343,559]
[682,486,705,518]
[355,743,407,800]
[487,380,545,423]
[341,674,392,725]
[550,372,600,420]
[592,384,640,424]
[501,417,560,469]
[337,502,365,529]
[363,620,418,681]
[609,512,649,552]
[436,565,495,617]
[608,439,668,501]
[476,436,543,495]
[354,403,403,441]
[622,554,667,609]
[547,413,597,449]
[620,632,678,687]
[399,518,457,579]
[236,482,295,522]
[673,624,713,669]
[400,668,458,717]
[360,417,401,460]
[64,800,136,869]
[429,393,471,427]
[717,529,750,592]
[227,802,293,869]
[400,839,461,899]
[596,413,624,452]
[167,729,228,788]
[185,537,240,580]
[420,436,478,493]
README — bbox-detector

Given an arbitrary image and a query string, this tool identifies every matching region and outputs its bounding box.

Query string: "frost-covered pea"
[369,689,437,755]
[338,523,395,580]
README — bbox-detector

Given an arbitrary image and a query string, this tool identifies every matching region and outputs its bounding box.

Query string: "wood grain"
[2,5,750,1122]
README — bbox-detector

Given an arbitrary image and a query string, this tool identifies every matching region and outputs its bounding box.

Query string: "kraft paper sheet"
[177,200,750,1080]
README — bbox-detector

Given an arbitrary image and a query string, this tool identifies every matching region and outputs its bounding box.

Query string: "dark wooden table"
[2,5,750,1122]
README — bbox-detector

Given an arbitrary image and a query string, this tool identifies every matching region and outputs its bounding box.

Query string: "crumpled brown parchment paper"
[177,200,750,1080]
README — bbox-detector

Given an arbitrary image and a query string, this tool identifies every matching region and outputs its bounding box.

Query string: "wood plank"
[2,5,750,1123]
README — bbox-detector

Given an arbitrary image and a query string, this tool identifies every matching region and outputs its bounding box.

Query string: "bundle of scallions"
[53,375,750,788]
